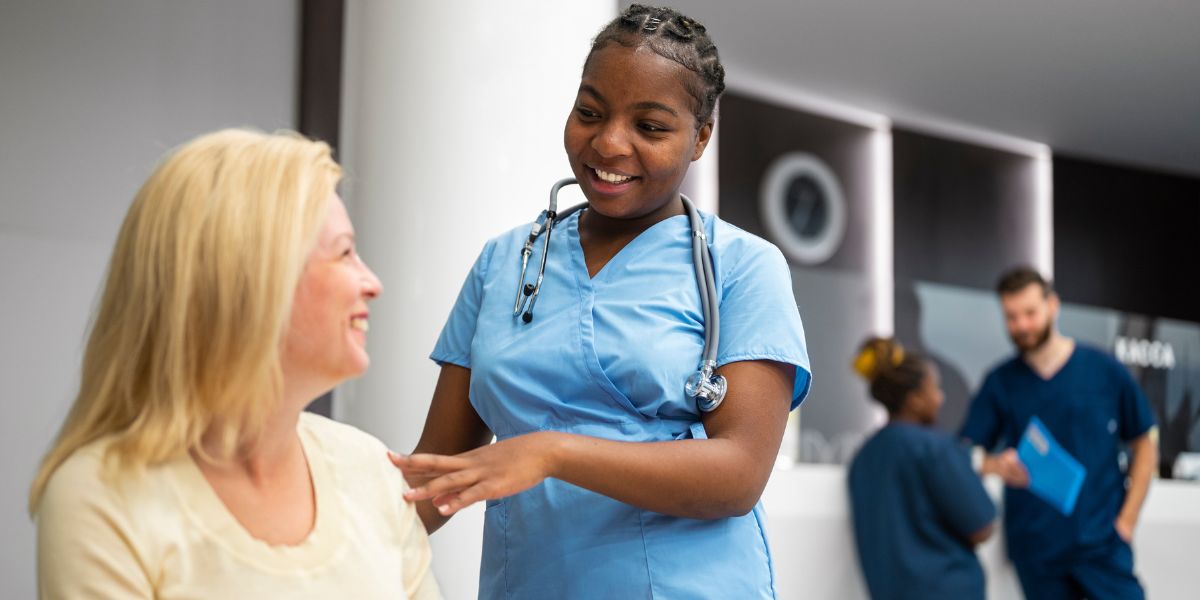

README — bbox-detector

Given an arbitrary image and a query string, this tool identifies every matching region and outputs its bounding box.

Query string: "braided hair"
[586,4,726,126]
[852,337,930,416]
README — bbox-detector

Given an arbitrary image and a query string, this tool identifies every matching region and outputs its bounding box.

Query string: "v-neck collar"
[1021,342,1078,382]
[167,417,345,570]
[567,209,689,283]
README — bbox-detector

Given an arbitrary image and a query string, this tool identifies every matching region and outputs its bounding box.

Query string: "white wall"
[0,1,297,596]
[335,2,615,598]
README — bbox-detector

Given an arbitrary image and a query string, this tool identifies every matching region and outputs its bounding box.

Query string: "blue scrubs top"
[959,344,1155,567]
[848,423,995,600]
[432,209,811,599]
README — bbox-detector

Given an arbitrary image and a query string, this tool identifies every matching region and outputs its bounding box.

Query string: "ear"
[1047,291,1062,318]
[691,120,713,162]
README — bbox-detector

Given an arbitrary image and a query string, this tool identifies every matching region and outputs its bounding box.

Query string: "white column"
[337,2,615,598]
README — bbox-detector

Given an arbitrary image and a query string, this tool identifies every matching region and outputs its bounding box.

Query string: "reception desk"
[428,464,1199,599]
[761,464,1200,599]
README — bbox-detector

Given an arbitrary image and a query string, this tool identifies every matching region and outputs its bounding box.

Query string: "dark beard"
[1012,321,1053,353]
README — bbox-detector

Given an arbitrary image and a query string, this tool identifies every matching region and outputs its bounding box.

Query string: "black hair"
[996,266,1053,297]
[852,337,930,415]
[586,4,726,126]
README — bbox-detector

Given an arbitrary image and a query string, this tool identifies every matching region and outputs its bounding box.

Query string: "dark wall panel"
[1054,155,1200,323]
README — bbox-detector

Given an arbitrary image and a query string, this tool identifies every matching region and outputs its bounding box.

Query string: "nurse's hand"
[982,448,1030,488]
[391,432,561,516]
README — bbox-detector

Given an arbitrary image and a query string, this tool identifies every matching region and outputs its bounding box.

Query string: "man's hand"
[982,448,1030,488]
[1114,514,1136,543]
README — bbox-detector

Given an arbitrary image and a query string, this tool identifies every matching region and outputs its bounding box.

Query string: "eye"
[575,106,600,120]
[638,121,671,134]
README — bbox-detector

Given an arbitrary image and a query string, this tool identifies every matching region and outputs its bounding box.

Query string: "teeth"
[594,168,632,184]
[350,317,369,332]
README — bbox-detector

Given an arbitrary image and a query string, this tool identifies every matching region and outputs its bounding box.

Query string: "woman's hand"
[390,431,561,516]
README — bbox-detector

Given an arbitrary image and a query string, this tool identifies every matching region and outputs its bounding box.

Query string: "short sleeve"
[430,240,496,369]
[36,453,154,599]
[714,237,811,410]
[925,439,996,541]
[387,471,442,600]
[1113,360,1155,441]
[960,373,1004,450]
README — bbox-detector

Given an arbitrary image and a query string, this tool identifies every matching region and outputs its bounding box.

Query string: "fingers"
[405,468,481,504]
[1001,454,1030,488]
[432,483,494,516]
[389,451,473,474]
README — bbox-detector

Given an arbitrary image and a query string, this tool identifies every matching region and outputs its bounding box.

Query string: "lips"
[585,165,639,195]
[593,167,634,184]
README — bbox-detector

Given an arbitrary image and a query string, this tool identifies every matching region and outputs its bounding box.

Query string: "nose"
[360,261,383,300]
[591,121,633,159]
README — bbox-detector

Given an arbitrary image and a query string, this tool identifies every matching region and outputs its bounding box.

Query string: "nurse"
[848,338,995,600]
[961,267,1156,600]
[391,4,811,599]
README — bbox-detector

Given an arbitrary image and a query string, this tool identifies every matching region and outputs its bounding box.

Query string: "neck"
[196,378,326,481]
[888,411,928,427]
[1022,330,1075,377]
[1024,330,1069,362]
[580,193,685,240]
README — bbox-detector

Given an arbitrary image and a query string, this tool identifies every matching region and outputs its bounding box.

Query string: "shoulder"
[36,436,168,552]
[708,214,784,263]
[300,414,413,518]
[1073,342,1122,370]
[981,355,1024,388]
[299,412,393,464]
[38,437,172,514]
[891,423,951,452]
[706,213,790,283]
[1073,343,1140,390]
[39,439,113,513]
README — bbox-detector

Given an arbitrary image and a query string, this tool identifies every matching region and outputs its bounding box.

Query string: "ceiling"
[665,0,1200,177]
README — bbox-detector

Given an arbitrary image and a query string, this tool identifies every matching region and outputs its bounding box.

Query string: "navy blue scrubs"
[960,343,1155,600]
[849,423,995,600]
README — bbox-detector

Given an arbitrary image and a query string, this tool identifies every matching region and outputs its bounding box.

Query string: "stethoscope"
[512,177,728,412]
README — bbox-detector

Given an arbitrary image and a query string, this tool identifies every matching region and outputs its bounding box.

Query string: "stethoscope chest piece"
[686,361,728,412]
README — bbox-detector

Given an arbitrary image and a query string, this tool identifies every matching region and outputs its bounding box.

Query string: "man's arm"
[1115,430,1157,543]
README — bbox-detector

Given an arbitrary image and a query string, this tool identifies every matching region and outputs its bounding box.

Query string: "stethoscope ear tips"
[523,283,535,297]
[522,312,534,324]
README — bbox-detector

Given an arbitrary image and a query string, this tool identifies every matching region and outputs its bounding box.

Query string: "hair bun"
[852,337,905,382]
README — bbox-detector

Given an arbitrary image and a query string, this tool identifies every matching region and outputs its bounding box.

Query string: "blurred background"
[2,1,1197,598]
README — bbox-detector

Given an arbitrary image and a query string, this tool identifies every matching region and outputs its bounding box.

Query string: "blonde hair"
[29,129,341,513]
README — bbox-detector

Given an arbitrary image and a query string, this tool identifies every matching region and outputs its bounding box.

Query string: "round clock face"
[759,152,847,265]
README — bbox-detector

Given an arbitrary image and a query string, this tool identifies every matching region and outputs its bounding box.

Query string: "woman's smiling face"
[563,43,712,221]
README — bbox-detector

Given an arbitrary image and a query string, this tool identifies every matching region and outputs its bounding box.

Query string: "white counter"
[761,464,1200,600]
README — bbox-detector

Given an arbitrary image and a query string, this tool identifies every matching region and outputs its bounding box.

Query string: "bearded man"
[961,267,1157,600]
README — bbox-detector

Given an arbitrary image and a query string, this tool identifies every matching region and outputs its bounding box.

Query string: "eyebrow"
[579,84,680,118]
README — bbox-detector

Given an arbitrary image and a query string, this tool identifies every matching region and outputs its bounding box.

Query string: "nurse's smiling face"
[563,44,713,221]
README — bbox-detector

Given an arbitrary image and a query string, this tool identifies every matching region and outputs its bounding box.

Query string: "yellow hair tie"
[853,348,877,379]
[852,340,905,380]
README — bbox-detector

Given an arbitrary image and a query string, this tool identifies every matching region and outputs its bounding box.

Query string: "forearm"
[414,497,447,534]
[547,432,770,519]
[1119,433,1157,525]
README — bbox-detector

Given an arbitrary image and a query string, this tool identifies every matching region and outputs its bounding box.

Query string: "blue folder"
[1016,416,1087,516]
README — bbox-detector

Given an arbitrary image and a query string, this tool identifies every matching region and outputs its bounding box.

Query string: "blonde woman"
[30,129,440,599]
